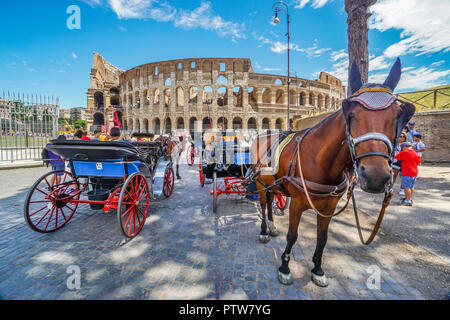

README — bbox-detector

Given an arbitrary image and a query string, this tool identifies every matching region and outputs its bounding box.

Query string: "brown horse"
[155,135,185,179]
[251,59,415,287]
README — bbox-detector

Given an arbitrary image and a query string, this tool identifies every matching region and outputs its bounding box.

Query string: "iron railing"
[0,92,59,162]
[395,86,450,109]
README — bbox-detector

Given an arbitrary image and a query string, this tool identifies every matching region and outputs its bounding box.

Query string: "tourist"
[413,134,426,159]
[392,132,407,187]
[406,121,418,141]
[395,141,421,206]
[45,135,66,186]
[91,130,101,141]
[73,130,83,140]
[109,127,121,141]
[81,131,91,141]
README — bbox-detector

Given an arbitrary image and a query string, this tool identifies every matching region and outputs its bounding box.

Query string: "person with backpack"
[42,135,67,186]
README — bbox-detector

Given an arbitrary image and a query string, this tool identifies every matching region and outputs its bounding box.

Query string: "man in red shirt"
[395,141,421,206]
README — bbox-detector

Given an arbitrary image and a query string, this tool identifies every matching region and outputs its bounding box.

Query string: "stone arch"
[177,117,184,130]
[203,86,213,105]
[233,117,243,130]
[176,87,184,107]
[248,87,257,109]
[165,77,172,86]
[93,112,105,125]
[164,88,171,107]
[262,118,270,130]
[309,92,315,106]
[143,89,149,105]
[128,93,133,106]
[217,75,228,85]
[276,118,283,131]
[110,94,120,106]
[247,117,257,130]
[202,117,211,131]
[165,117,172,134]
[189,86,198,104]
[290,89,297,106]
[318,93,324,109]
[262,88,271,103]
[153,88,160,105]
[127,81,132,91]
[217,87,228,106]
[325,95,330,110]
[143,118,149,133]
[217,117,228,130]
[135,91,140,107]
[300,91,307,105]
[233,86,243,107]
[275,78,283,85]
[153,118,161,135]
[123,119,128,131]
[275,89,285,104]
[94,92,104,110]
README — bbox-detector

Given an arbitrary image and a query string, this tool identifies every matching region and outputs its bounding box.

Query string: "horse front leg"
[278,198,304,285]
[176,153,181,179]
[259,192,270,243]
[266,192,278,237]
[311,214,332,287]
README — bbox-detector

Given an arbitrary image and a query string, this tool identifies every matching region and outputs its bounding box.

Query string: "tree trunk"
[345,0,377,96]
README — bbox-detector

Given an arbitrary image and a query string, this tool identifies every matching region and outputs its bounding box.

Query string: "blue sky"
[1,0,449,109]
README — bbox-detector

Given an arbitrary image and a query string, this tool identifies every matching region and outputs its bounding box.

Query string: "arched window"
[165,118,172,134]
[247,117,257,130]
[177,117,184,130]
[275,118,283,131]
[262,118,270,130]
[233,117,243,130]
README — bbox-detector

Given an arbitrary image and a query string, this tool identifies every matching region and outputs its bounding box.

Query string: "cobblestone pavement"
[0,164,433,300]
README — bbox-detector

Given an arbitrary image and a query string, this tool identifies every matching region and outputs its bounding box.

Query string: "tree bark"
[345,0,377,96]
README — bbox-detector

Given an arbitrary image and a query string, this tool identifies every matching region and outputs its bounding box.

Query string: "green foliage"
[73,120,86,129]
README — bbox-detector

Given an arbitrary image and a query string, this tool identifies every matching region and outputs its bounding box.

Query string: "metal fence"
[395,86,450,109]
[0,92,58,162]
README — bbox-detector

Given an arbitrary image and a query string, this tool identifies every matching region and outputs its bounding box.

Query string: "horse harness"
[249,86,405,245]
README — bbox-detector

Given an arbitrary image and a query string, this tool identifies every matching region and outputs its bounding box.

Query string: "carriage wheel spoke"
[60,207,67,221]
[29,205,48,217]
[121,205,134,218]
[55,208,59,228]
[44,206,56,231]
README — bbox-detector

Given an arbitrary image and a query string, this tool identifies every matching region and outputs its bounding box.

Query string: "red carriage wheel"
[24,170,80,233]
[199,162,205,188]
[163,166,175,198]
[117,172,150,238]
[275,193,289,211]
[187,146,195,166]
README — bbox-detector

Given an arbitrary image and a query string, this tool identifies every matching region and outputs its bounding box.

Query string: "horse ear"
[396,101,415,137]
[349,61,363,95]
[384,58,401,92]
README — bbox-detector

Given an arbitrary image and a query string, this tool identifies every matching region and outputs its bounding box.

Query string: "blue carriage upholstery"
[72,160,142,178]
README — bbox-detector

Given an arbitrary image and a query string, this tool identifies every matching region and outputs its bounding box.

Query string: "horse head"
[342,58,415,193]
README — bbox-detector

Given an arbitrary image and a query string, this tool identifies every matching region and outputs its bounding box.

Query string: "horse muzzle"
[357,164,392,194]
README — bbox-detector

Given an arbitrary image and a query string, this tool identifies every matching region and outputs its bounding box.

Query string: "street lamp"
[272,1,291,130]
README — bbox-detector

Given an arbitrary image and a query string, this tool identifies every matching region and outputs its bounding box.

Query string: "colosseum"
[86,52,345,135]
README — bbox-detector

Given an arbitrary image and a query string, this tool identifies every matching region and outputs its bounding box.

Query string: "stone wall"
[410,110,450,163]
[293,110,450,163]
[293,111,335,131]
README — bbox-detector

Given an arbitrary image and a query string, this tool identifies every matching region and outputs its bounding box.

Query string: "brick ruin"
[86,52,345,134]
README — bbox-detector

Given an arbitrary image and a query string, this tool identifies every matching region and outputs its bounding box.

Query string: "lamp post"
[272,1,291,130]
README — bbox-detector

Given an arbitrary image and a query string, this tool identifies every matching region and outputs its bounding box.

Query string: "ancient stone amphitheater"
[86,52,345,135]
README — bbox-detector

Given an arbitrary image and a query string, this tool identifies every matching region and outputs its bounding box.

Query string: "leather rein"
[250,109,396,245]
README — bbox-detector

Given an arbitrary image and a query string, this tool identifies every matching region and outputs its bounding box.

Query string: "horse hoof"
[268,222,278,237]
[278,271,293,285]
[311,273,328,287]
[259,235,270,243]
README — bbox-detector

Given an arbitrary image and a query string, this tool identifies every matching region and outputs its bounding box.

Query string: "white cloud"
[70,52,78,59]
[294,0,332,9]
[108,0,153,19]
[431,60,445,67]
[259,35,330,58]
[263,68,282,72]
[80,0,102,6]
[369,55,391,71]
[106,1,244,40]
[371,0,450,57]
[370,67,450,91]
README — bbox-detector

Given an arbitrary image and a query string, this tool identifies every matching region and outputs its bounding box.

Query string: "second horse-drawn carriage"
[24,133,175,238]
[198,130,288,213]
